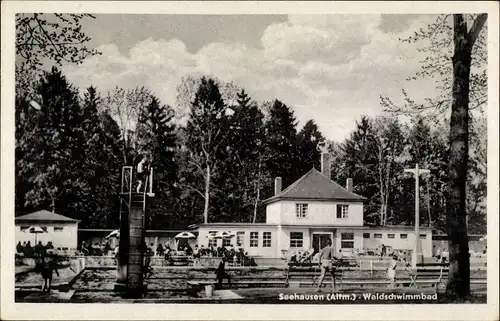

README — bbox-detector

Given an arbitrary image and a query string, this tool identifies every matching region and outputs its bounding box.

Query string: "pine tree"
[217,89,268,223]
[264,100,299,190]
[17,67,87,219]
[136,96,178,229]
[79,87,122,228]
[297,120,326,174]
[337,115,379,224]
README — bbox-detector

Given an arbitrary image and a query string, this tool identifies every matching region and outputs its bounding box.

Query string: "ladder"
[117,165,153,295]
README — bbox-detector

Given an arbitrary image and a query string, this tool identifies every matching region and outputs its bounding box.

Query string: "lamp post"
[404,164,430,267]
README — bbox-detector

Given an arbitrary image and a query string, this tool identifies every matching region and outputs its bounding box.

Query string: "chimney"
[346,178,353,193]
[321,152,331,179]
[274,177,282,196]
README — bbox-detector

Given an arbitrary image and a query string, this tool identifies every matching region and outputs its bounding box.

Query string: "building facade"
[15,210,80,249]
[194,153,433,258]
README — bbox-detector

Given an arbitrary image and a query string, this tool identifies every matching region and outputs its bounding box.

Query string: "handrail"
[128,167,133,214]
[142,173,149,213]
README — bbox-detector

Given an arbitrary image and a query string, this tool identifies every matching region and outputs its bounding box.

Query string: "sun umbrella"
[220,231,235,239]
[106,230,120,239]
[210,231,235,239]
[26,226,46,243]
[210,233,222,239]
[175,231,196,239]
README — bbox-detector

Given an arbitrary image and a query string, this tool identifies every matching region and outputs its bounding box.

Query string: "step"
[23,289,75,302]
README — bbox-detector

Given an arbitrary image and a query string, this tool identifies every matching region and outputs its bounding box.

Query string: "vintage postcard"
[1,1,499,320]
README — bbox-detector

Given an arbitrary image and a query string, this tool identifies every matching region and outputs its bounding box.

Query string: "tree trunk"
[253,182,260,223]
[379,160,385,225]
[252,161,261,223]
[445,14,478,301]
[426,178,432,227]
[203,164,210,224]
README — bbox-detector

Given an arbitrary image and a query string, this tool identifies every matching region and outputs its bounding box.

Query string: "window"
[341,232,354,249]
[387,234,395,239]
[336,205,349,218]
[208,231,217,247]
[374,233,382,239]
[54,227,64,232]
[420,234,427,239]
[295,204,308,218]
[263,232,272,247]
[363,233,370,239]
[223,238,231,247]
[250,232,259,247]
[236,232,245,247]
[400,234,408,239]
[290,232,303,248]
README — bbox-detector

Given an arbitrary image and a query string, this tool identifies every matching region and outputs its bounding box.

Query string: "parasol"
[105,230,120,239]
[25,226,46,243]
[175,231,196,239]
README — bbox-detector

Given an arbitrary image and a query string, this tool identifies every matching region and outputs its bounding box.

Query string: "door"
[312,233,334,255]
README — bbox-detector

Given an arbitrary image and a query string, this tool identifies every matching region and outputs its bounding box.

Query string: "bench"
[409,264,487,292]
[163,256,193,266]
[187,279,285,295]
[408,265,448,291]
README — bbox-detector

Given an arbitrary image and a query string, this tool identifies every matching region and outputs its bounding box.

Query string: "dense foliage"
[14,14,486,239]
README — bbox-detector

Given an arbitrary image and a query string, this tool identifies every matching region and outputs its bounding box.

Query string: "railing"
[121,166,133,194]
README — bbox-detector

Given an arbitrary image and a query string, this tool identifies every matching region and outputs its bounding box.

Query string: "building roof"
[15,210,80,223]
[263,168,366,204]
[190,223,278,229]
[364,225,433,230]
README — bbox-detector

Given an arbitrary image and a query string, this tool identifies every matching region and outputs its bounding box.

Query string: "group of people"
[432,245,450,263]
[289,249,319,264]
[16,240,54,258]
[197,245,256,266]
[78,241,112,256]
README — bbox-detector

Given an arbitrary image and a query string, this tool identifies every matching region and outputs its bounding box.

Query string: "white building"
[194,153,433,258]
[15,210,80,249]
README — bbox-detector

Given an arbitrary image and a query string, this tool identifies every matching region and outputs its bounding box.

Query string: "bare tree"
[16,13,100,69]
[102,86,153,163]
[380,14,487,301]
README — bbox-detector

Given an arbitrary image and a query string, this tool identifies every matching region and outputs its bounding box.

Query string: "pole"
[414,164,422,266]
[404,164,430,267]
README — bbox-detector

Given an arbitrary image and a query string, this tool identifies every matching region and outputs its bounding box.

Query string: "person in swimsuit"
[387,255,398,288]
[39,251,60,293]
[136,154,150,193]
[316,239,337,292]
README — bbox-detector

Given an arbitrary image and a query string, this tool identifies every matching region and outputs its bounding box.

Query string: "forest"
[14,12,488,302]
[15,68,486,234]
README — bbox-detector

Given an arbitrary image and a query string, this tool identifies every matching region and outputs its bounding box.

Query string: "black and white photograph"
[1,1,499,320]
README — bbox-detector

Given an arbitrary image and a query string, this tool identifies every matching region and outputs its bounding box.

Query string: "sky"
[61,14,444,141]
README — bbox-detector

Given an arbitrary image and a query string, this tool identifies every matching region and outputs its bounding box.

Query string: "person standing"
[214,257,231,290]
[387,255,398,288]
[136,154,150,193]
[156,243,164,257]
[316,239,337,292]
[39,251,60,293]
[143,243,154,279]
[192,245,201,267]
[380,244,386,260]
